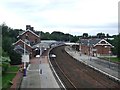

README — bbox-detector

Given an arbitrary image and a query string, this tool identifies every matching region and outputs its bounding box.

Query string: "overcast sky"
[0,0,119,36]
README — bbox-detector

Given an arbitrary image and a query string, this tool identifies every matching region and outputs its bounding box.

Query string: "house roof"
[14,45,29,54]
[94,39,113,47]
[80,38,113,47]
[12,39,32,48]
[32,40,57,49]
[18,29,40,38]
[80,38,101,46]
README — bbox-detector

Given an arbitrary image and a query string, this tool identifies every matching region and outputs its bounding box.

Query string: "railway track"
[50,55,77,89]
[49,45,120,89]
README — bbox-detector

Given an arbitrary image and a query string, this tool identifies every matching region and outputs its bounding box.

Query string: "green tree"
[106,33,110,38]
[2,24,22,65]
[9,48,22,65]
[2,57,10,74]
[117,34,120,58]
[97,33,105,38]
[2,36,13,53]
[82,33,88,38]
[110,34,120,58]
[71,35,79,42]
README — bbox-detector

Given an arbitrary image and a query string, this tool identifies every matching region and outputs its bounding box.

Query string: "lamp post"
[108,46,111,68]
[79,40,81,56]
[39,32,41,57]
[105,46,111,68]
[39,45,41,57]
[88,39,90,60]
[23,38,26,76]
[79,37,82,56]
[75,43,77,53]
[90,46,92,61]
[22,34,29,76]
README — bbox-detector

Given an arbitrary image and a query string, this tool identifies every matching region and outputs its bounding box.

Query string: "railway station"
[2,0,120,89]
[20,44,120,88]
[10,25,120,89]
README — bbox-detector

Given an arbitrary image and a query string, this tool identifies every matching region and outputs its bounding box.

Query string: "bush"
[2,57,10,74]
[2,62,9,75]
[2,57,10,62]
[9,50,22,65]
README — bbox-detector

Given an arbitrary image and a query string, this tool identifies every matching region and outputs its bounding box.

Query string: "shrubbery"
[2,62,9,75]
[2,24,22,65]
[9,50,22,65]
[2,57,10,74]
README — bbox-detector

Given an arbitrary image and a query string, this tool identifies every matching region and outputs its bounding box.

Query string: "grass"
[2,73,16,89]
[7,66,19,72]
[2,65,19,90]
[100,57,120,63]
[109,57,120,62]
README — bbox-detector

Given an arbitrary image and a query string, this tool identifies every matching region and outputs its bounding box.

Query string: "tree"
[97,33,105,38]
[71,35,79,42]
[2,57,10,74]
[2,36,13,53]
[51,31,64,41]
[2,24,22,65]
[117,34,120,58]
[9,49,22,65]
[110,34,120,58]
[106,33,110,38]
[82,33,88,38]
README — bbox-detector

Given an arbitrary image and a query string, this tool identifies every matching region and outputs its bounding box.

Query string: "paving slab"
[20,55,60,89]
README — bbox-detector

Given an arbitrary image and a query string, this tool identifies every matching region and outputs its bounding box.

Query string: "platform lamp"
[87,39,90,60]
[23,34,29,76]
[104,46,111,68]
[79,37,81,56]
[39,32,41,57]
[23,40,26,76]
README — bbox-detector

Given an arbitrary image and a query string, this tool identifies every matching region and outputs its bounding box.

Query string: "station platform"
[20,55,59,88]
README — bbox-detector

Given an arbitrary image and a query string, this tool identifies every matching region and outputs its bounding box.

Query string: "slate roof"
[14,45,29,54]
[17,29,40,38]
[32,40,57,49]
[80,38,102,46]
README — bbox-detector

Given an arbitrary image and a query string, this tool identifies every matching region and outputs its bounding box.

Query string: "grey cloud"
[32,23,118,30]
[5,1,40,13]
[65,23,117,29]
[4,0,75,13]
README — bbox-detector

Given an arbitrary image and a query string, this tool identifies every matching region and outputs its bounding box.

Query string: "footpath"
[20,54,59,88]
[65,46,120,82]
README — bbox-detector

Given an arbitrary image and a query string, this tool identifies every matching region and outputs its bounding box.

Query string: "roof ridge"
[13,39,32,48]
[18,29,40,38]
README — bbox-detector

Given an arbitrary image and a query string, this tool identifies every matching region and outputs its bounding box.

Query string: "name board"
[22,55,29,62]
[92,49,97,51]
